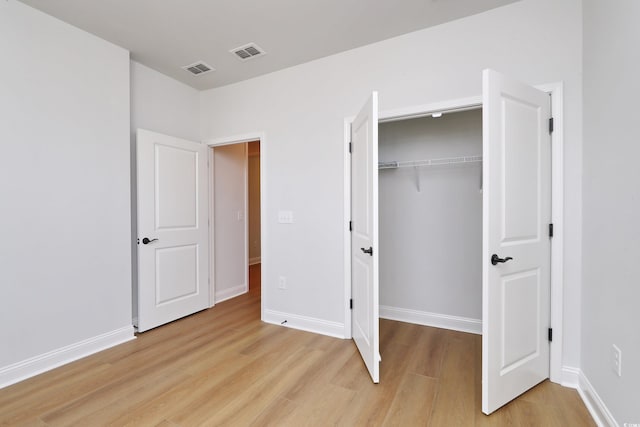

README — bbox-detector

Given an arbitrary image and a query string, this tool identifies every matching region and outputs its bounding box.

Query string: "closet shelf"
[379,155,483,192]
[378,155,482,170]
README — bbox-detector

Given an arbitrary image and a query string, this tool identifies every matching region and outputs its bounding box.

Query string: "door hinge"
[348,142,352,153]
[549,223,554,238]
[349,220,352,231]
[548,328,553,342]
[548,117,554,134]
[350,298,353,310]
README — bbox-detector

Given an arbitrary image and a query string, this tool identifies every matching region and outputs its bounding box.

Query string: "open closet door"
[482,70,552,414]
[351,92,380,383]
[137,129,210,332]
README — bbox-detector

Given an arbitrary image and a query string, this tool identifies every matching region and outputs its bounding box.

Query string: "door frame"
[206,132,266,320]
[343,82,564,384]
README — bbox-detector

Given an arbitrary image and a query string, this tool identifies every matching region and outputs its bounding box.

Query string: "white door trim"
[343,119,353,339]
[537,81,564,383]
[343,84,564,384]
[205,132,266,321]
[207,147,216,308]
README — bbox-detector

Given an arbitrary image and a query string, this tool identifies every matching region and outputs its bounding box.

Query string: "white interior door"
[351,92,380,383]
[137,129,209,332]
[482,69,552,414]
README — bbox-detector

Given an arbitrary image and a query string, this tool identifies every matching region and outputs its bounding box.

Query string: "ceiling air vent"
[230,43,266,61]
[182,61,215,76]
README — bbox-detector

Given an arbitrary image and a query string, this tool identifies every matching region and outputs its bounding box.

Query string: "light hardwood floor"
[0,264,595,426]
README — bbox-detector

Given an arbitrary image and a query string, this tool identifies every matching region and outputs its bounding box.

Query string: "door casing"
[343,83,564,384]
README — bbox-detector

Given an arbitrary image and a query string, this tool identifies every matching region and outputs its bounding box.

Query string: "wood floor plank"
[0,356,107,407]
[5,417,48,427]
[0,363,114,425]
[560,391,598,427]
[277,382,357,426]
[335,384,394,426]
[475,403,521,427]
[249,397,299,427]
[207,347,328,426]
[105,352,255,426]
[406,326,447,378]
[41,369,190,426]
[427,332,477,426]
[166,344,318,425]
[329,349,373,392]
[282,339,356,402]
[335,342,414,426]
[383,320,424,347]
[37,323,257,425]
[381,373,439,426]
[0,264,595,426]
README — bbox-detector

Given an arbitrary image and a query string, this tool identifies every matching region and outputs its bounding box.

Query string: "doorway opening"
[209,138,263,310]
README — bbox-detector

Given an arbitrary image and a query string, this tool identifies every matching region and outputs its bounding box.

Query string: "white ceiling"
[19,0,519,90]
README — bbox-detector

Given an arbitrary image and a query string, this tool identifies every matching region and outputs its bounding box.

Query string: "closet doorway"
[378,108,483,333]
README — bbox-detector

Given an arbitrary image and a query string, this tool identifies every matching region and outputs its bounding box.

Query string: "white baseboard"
[0,325,136,389]
[577,369,619,427]
[561,366,618,427]
[263,309,345,339]
[215,284,248,303]
[379,305,482,334]
[561,365,580,388]
[249,257,261,266]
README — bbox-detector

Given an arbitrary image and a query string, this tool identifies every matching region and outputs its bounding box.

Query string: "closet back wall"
[379,110,482,324]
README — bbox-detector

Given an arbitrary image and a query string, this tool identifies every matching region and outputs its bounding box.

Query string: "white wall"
[130,61,201,142]
[129,61,201,321]
[199,0,583,366]
[0,0,132,383]
[214,144,248,301]
[379,111,482,323]
[581,0,640,423]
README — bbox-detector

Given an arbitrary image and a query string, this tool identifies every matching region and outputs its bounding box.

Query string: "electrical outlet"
[278,276,287,290]
[612,344,622,377]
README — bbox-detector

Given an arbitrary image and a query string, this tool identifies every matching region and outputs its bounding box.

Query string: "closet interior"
[378,108,483,329]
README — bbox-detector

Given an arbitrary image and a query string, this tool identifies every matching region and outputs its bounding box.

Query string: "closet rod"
[378,155,482,170]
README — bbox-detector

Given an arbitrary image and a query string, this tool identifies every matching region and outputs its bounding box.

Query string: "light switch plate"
[278,210,294,224]
[612,344,622,377]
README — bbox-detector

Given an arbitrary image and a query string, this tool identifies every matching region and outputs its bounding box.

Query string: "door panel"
[353,256,372,346]
[155,245,199,304]
[482,69,551,414]
[502,96,543,241]
[351,92,380,383]
[155,144,199,229]
[501,269,540,372]
[137,129,209,333]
